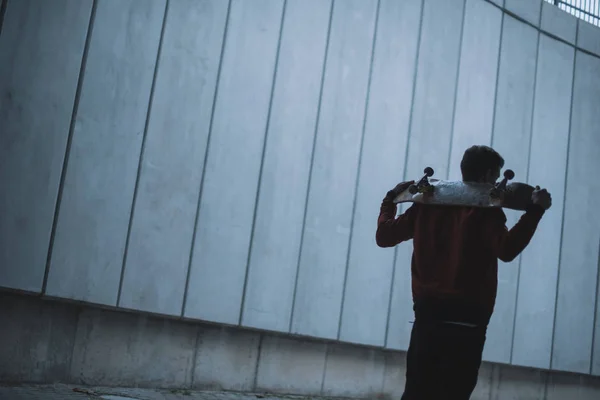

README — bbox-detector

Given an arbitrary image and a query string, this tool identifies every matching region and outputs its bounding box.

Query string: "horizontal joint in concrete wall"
[483,0,600,58]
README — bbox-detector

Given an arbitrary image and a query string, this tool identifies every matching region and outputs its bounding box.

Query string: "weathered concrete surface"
[183,0,284,325]
[119,0,228,317]
[0,0,92,293]
[381,351,407,399]
[256,336,327,395]
[541,0,577,44]
[322,344,385,398]
[45,0,166,306]
[69,309,198,388]
[290,0,378,341]
[3,293,600,399]
[193,326,260,392]
[241,0,332,335]
[0,293,78,383]
[578,19,600,56]
[491,366,547,399]
[504,0,542,26]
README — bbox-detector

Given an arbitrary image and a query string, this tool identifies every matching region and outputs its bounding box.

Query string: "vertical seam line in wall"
[320,343,330,394]
[116,0,169,308]
[0,0,8,39]
[445,0,468,181]
[542,367,551,400]
[41,0,97,295]
[488,7,505,149]
[288,0,335,334]
[238,0,288,326]
[252,334,264,391]
[181,0,233,318]
[489,364,497,400]
[549,27,578,372]
[66,303,84,384]
[336,0,381,342]
[590,238,600,374]
[189,325,201,388]
[381,349,389,394]
[510,9,541,366]
[385,0,425,349]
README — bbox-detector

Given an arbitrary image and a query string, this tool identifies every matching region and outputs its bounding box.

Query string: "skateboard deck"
[393,167,536,211]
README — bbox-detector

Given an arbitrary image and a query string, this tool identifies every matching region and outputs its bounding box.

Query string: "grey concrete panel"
[184,0,284,324]
[241,0,332,332]
[256,336,327,395]
[489,0,504,8]
[322,344,386,398]
[486,15,538,365]
[382,351,407,398]
[290,0,378,340]
[595,255,600,376]
[45,0,165,305]
[505,0,542,26]
[491,17,537,199]
[70,309,197,387]
[386,0,465,350]
[541,1,577,45]
[578,20,600,57]
[472,362,495,400]
[193,326,260,391]
[512,36,574,370]
[448,0,502,181]
[118,0,228,317]
[553,51,600,374]
[339,0,422,347]
[0,293,78,382]
[491,366,547,400]
[546,374,600,400]
[0,0,91,292]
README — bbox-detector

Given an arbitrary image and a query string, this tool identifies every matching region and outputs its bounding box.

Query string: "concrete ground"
[0,385,357,400]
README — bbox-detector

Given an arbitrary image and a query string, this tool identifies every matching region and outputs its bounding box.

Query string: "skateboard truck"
[408,167,435,194]
[490,169,515,199]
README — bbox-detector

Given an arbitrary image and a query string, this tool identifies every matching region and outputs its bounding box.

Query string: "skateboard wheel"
[424,167,434,177]
[504,169,515,180]
[408,184,418,194]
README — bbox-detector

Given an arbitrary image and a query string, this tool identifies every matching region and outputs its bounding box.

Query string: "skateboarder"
[377,145,551,400]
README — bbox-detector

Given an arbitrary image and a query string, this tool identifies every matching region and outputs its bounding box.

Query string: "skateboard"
[393,167,536,211]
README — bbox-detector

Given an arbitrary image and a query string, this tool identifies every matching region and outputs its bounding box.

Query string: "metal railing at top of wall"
[545,0,600,26]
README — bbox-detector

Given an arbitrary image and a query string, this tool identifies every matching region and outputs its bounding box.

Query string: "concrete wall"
[1,0,600,378]
[549,0,600,27]
[3,292,600,399]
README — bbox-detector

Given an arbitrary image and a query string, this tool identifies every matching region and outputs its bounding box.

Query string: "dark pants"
[401,317,487,400]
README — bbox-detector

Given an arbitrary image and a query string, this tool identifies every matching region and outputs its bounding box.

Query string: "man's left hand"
[386,180,414,200]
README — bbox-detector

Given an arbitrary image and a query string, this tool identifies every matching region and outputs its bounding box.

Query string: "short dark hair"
[460,145,504,182]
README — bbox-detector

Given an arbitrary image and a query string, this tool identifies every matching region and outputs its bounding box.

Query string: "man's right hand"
[531,186,552,210]
[386,180,414,200]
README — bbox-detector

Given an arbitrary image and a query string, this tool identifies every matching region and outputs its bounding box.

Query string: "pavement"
[0,385,359,400]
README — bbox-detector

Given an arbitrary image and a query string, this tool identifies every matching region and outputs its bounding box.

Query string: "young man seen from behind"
[376,145,552,400]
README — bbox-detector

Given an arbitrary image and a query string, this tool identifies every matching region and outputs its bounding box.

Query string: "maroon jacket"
[376,195,544,322]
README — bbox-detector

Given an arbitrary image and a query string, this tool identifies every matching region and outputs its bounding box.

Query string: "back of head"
[460,145,504,182]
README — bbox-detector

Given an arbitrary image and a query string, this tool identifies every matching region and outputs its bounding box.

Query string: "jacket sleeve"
[376,196,418,248]
[487,205,545,262]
